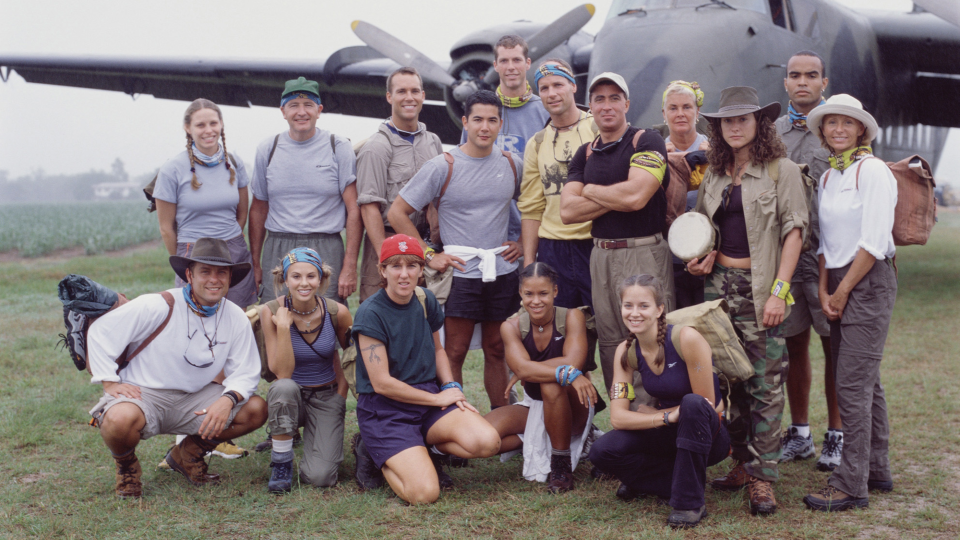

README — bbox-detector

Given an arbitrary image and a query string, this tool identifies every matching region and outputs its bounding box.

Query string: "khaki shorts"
[89,383,244,440]
[781,280,831,338]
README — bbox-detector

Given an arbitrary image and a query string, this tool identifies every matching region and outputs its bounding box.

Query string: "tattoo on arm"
[363,343,384,364]
[694,362,703,373]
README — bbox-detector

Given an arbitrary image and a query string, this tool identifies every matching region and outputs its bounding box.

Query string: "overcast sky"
[2,0,955,186]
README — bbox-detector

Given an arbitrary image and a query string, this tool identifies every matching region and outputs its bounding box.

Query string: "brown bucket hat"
[701,86,780,122]
[169,237,251,287]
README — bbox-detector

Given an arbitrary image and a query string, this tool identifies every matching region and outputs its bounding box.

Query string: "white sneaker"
[780,425,816,462]
[816,431,843,471]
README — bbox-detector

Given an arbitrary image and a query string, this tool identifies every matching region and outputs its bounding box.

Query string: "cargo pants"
[706,264,786,482]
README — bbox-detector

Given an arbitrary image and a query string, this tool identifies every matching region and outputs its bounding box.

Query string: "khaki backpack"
[624,299,753,387]
[513,305,598,374]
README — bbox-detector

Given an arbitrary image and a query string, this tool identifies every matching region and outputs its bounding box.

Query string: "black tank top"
[713,184,751,258]
[635,325,722,409]
[520,314,565,401]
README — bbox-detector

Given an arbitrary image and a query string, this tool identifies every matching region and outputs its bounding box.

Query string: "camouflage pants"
[705,265,785,482]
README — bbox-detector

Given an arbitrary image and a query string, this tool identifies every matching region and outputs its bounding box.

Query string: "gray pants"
[260,231,344,304]
[267,379,346,488]
[827,259,897,498]
[590,234,675,392]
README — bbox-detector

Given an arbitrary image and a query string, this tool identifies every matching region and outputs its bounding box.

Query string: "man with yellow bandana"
[560,72,673,391]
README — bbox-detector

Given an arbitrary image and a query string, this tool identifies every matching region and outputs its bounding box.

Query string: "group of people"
[84,35,898,529]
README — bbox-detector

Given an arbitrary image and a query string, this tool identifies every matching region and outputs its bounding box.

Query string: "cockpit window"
[608,0,769,18]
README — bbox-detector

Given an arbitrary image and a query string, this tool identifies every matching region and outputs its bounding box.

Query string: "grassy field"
[0,202,159,257]
[0,212,958,539]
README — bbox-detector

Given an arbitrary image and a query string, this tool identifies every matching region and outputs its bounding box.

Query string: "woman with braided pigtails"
[589,274,729,529]
[153,98,258,309]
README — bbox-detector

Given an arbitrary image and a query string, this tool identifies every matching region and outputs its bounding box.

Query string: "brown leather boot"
[164,435,221,487]
[710,461,750,492]
[546,453,574,494]
[747,477,777,515]
[114,451,142,499]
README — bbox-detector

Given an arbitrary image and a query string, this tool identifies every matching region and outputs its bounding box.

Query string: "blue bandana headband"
[182,285,220,317]
[280,92,322,108]
[534,64,576,87]
[282,247,324,281]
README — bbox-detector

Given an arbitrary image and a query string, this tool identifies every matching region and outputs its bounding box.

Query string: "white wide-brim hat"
[806,94,879,146]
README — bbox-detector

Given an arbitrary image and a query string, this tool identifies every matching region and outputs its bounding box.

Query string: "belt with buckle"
[594,233,662,250]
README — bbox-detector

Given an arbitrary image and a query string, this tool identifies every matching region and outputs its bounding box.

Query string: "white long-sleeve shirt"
[818,157,897,269]
[88,289,260,400]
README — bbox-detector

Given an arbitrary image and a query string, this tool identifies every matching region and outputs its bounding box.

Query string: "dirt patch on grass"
[0,240,162,263]
[18,472,57,484]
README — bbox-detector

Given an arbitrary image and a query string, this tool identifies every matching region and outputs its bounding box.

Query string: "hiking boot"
[267,460,293,493]
[667,505,707,529]
[62,308,88,371]
[804,485,869,512]
[616,482,640,501]
[747,477,777,515]
[211,440,249,460]
[546,454,574,494]
[868,479,894,493]
[780,426,816,462]
[164,435,220,487]
[430,452,454,491]
[439,454,469,468]
[711,462,750,492]
[816,431,843,471]
[351,433,383,490]
[114,452,142,499]
[580,423,604,459]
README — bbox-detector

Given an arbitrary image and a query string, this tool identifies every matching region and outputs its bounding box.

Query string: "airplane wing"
[0,49,463,142]
[867,8,960,128]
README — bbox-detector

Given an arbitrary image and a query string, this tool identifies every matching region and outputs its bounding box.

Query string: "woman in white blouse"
[801,94,897,512]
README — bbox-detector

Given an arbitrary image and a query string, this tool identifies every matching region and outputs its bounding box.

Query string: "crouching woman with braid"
[153,98,258,309]
[589,275,729,529]
[260,247,351,493]
[350,235,500,504]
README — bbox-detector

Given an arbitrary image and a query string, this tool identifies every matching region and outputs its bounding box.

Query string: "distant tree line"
[0,159,156,204]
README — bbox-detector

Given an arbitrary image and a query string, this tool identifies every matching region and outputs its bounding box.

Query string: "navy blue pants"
[589,394,730,510]
[673,262,705,309]
[536,238,593,310]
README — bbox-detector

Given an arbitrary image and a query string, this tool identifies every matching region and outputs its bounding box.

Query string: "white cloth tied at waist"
[443,245,508,282]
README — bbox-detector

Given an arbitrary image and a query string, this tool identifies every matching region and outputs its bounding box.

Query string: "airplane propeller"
[351,3,595,103]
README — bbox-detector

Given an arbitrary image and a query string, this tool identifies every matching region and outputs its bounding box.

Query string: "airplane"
[2,0,958,166]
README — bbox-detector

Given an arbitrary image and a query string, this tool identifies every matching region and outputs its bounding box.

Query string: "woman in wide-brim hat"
[686,86,809,516]
[153,98,258,309]
[800,94,897,512]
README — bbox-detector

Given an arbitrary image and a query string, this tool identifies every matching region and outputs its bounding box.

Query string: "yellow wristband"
[771,279,795,305]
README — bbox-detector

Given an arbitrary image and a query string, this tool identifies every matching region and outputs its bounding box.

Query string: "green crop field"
[0,202,160,258]
[0,212,957,539]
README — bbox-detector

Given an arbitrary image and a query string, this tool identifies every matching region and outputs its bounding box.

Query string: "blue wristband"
[440,381,463,393]
[555,366,582,386]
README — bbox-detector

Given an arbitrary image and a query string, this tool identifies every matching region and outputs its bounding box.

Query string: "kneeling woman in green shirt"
[351,234,501,504]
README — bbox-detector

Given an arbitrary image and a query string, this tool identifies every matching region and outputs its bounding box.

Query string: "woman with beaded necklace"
[260,247,351,493]
[153,98,257,309]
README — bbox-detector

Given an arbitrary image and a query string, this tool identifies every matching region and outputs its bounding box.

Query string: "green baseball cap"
[281,76,321,99]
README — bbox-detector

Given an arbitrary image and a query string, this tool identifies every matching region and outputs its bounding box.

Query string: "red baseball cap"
[379,234,425,263]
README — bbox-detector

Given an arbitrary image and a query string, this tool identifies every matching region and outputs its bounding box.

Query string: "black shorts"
[443,271,520,322]
[356,382,457,469]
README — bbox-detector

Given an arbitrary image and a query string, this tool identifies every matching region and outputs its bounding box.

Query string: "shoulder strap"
[266,298,281,314]
[330,133,337,153]
[518,309,531,340]
[631,129,644,149]
[823,168,832,189]
[534,128,546,156]
[414,286,428,318]
[501,150,519,188]
[854,156,882,190]
[768,158,780,183]
[125,291,175,363]
[267,134,281,167]
[322,298,340,335]
[554,307,569,337]
[438,152,455,202]
[227,152,239,170]
[669,324,685,361]
[625,339,639,371]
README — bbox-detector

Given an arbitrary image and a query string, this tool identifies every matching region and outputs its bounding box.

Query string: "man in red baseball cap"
[349,234,501,504]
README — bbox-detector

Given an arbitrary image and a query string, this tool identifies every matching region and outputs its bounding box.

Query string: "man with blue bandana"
[86,237,267,499]
[775,51,842,472]
[250,76,362,305]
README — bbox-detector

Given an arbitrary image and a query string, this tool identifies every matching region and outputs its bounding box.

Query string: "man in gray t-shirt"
[249,77,361,304]
[389,90,522,408]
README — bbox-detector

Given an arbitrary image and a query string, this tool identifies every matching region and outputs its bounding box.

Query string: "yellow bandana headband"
[662,80,704,108]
